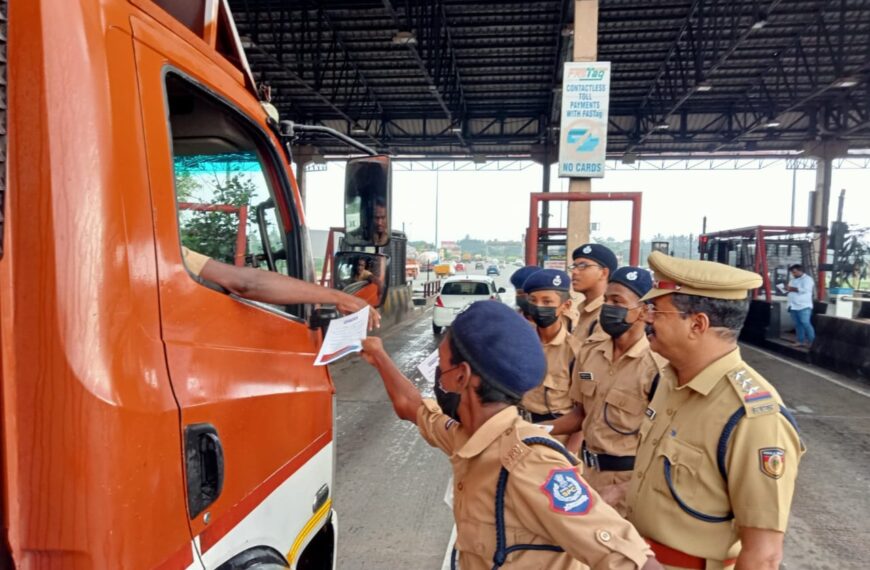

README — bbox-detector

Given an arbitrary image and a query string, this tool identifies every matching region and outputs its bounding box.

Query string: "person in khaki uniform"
[549,266,665,516]
[360,301,661,570]
[518,269,579,423]
[570,243,618,342]
[180,246,380,329]
[510,265,543,321]
[626,252,805,570]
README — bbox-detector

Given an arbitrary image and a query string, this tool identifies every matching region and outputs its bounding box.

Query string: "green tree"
[178,173,256,264]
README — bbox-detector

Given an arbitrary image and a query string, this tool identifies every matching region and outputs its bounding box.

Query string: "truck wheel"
[432,323,443,335]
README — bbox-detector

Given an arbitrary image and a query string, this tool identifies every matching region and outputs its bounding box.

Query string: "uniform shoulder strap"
[648,373,661,402]
[490,437,577,568]
[725,367,780,418]
[587,319,598,337]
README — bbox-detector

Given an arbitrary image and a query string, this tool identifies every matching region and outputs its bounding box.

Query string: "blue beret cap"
[609,266,653,298]
[571,243,618,274]
[451,301,547,399]
[522,269,571,294]
[510,265,542,290]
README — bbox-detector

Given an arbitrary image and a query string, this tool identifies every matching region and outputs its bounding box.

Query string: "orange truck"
[1,1,392,568]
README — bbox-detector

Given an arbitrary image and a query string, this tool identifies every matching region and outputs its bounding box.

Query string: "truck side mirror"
[333,252,390,309]
[344,156,391,247]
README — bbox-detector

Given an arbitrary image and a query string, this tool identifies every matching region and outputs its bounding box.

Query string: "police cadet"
[549,266,665,516]
[510,265,543,320]
[360,301,661,570]
[570,243,618,342]
[518,269,579,425]
[626,252,805,570]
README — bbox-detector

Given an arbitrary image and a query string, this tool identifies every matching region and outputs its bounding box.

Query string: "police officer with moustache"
[548,267,666,516]
[360,301,661,570]
[510,265,543,321]
[518,269,579,425]
[570,244,618,342]
[627,252,805,570]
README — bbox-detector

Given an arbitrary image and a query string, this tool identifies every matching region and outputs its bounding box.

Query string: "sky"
[302,160,870,244]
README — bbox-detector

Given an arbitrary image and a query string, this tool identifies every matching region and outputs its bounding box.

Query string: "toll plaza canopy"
[228,0,870,158]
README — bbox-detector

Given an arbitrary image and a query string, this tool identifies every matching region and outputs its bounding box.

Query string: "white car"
[433,276,506,334]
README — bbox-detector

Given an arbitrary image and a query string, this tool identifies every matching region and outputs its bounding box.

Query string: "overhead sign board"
[558,62,611,178]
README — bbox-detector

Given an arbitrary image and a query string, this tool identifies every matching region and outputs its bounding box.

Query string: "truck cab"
[1,1,388,567]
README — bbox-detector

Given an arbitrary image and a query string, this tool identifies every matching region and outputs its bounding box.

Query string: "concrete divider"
[809,315,870,380]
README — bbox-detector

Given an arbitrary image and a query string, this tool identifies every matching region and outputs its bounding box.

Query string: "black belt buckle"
[582,447,599,471]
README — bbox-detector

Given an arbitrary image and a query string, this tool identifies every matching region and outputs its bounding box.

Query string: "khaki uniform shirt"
[571,334,665,458]
[182,247,210,276]
[416,400,653,569]
[573,295,604,343]
[521,323,579,417]
[626,349,804,564]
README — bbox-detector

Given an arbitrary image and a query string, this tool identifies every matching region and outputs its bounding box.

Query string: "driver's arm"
[184,248,380,329]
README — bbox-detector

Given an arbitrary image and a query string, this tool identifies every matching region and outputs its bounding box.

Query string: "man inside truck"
[182,247,381,330]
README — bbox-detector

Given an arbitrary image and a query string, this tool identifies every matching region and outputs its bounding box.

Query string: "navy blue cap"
[510,265,542,290]
[609,266,653,298]
[571,243,618,274]
[451,301,547,399]
[522,269,571,294]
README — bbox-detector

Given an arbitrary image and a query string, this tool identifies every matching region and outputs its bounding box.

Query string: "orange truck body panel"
[2,1,334,568]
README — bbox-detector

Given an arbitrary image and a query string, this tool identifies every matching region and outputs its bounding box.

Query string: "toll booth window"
[164,74,296,283]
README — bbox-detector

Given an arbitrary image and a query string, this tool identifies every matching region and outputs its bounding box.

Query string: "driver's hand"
[336,293,381,331]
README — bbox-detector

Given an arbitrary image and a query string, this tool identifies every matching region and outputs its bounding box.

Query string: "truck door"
[131,14,334,568]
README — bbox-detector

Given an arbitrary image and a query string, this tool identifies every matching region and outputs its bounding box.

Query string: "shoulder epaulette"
[726,368,780,418]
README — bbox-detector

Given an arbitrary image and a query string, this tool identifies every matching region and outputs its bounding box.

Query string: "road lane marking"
[440,524,457,570]
[741,344,870,399]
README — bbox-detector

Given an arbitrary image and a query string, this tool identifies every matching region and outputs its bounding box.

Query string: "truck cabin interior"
[166,73,304,315]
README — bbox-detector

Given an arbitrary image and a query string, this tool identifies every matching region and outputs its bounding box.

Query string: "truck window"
[165,73,294,278]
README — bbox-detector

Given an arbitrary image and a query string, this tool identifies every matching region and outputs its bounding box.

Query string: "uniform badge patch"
[645,407,656,420]
[553,275,563,287]
[578,372,593,381]
[759,447,785,479]
[540,468,593,516]
[626,271,638,281]
[582,245,592,254]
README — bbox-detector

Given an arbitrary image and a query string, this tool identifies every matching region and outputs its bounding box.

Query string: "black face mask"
[527,303,560,328]
[434,365,461,422]
[516,296,532,316]
[600,304,636,339]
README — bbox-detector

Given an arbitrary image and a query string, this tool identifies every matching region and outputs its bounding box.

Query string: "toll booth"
[698,226,826,302]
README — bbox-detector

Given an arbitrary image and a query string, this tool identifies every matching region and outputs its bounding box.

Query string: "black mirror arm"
[280,121,378,157]
[309,306,341,331]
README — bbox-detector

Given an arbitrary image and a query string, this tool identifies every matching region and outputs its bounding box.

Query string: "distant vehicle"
[475,262,485,270]
[455,262,466,272]
[433,277,506,334]
[486,265,500,276]
[513,260,524,267]
[434,262,455,277]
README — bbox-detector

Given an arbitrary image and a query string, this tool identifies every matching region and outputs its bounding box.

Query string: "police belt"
[581,443,635,472]
[529,411,563,423]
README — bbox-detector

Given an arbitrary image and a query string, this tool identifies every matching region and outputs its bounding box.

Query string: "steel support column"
[566,0,598,258]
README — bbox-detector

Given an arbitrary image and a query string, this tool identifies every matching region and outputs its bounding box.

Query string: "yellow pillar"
[566,0,598,257]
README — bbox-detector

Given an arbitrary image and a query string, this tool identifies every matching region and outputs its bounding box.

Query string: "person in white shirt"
[786,264,815,347]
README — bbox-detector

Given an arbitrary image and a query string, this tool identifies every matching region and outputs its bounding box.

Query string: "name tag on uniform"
[645,407,656,420]
[578,372,593,381]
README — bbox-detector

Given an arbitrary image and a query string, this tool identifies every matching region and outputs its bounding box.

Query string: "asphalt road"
[329,273,870,569]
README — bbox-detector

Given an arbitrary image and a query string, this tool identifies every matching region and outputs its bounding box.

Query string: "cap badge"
[552,275,563,287]
[582,245,592,254]
[627,271,638,281]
